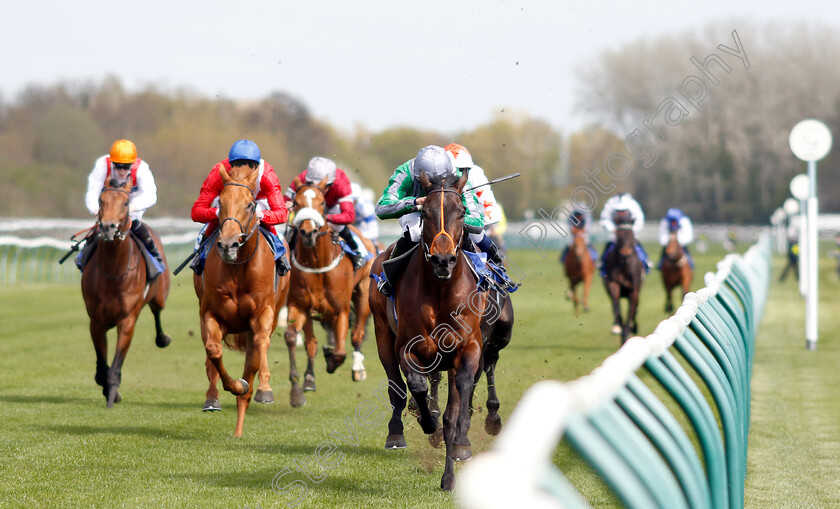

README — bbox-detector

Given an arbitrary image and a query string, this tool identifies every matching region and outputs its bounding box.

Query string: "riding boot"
[285,227,298,252]
[276,254,291,275]
[658,246,666,270]
[338,228,365,270]
[132,220,163,279]
[378,233,418,297]
[76,234,98,271]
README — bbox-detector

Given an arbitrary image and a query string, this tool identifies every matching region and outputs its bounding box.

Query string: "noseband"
[422,186,463,261]
[292,184,332,238]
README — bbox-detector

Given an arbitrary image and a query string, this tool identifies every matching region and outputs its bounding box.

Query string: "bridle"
[216,181,260,263]
[290,183,344,272]
[97,187,131,241]
[422,185,464,262]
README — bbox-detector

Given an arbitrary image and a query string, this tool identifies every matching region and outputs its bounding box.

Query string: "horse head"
[665,232,684,263]
[613,209,636,257]
[291,176,329,249]
[418,168,468,280]
[97,178,132,242]
[216,164,259,261]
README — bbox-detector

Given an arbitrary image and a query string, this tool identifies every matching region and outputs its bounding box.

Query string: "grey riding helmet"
[305,156,337,184]
[411,145,456,180]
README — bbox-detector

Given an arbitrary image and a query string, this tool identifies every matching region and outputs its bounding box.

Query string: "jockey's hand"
[414,197,426,209]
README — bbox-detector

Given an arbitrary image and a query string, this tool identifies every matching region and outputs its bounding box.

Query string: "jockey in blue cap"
[657,207,694,269]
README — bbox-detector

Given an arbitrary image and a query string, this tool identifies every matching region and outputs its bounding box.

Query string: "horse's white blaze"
[302,189,317,209]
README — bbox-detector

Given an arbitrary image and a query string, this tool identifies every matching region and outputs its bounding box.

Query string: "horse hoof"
[352,369,367,382]
[611,325,622,335]
[441,474,455,491]
[106,386,120,408]
[155,334,172,348]
[429,427,444,449]
[303,373,316,392]
[233,379,249,397]
[450,445,472,462]
[203,399,221,411]
[485,413,503,436]
[385,434,407,450]
[418,414,439,435]
[254,390,274,404]
[290,385,306,408]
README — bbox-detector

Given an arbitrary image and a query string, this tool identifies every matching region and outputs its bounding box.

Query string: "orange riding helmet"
[110,139,137,164]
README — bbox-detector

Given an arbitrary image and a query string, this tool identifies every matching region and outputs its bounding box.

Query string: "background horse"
[601,210,643,343]
[562,228,595,314]
[81,178,171,407]
[660,231,693,313]
[283,178,375,408]
[193,165,290,437]
[370,169,484,491]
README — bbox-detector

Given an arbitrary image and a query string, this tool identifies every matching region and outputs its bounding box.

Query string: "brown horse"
[602,211,644,343]
[81,178,171,407]
[193,165,290,437]
[283,178,375,407]
[370,169,485,491]
[562,227,595,314]
[660,232,692,313]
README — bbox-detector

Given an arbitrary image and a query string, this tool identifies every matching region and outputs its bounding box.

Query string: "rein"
[423,186,463,261]
[291,183,343,272]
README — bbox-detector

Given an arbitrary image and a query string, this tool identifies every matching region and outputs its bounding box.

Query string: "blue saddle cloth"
[338,231,373,261]
[75,235,165,281]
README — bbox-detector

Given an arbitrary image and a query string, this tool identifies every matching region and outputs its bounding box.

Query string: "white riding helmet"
[412,145,455,180]
[350,182,362,200]
[306,156,337,184]
[444,143,473,169]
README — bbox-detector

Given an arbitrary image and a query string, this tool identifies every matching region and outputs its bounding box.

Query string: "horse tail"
[222,333,249,352]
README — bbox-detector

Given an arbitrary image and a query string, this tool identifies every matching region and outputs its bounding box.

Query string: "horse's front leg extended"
[401,349,439,435]
[608,284,623,335]
[106,315,137,408]
[202,314,248,398]
[283,306,306,407]
[303,318,318,391]
[90,320,109,392]
[325,308,350,373]
[252,307,275,404]
[203,358,222,411]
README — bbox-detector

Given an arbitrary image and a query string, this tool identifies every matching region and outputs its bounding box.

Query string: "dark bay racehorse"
[283,177,375,407]
[370,169,485,491]
[563,227,595,314]
[602,210,644,343]
[194,165,290,437]
[661,231,692,313]
[81,178,171,407]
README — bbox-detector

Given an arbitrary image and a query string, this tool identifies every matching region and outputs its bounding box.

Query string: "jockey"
[374,145,484,296]
[190,139,290,275]
[443,143,508,266]
[658,207,694,269]
[79,139,161,273]
[559,210,598,264]
[350,182,380,247]
[599,192,653,276]
[283,157,365,270]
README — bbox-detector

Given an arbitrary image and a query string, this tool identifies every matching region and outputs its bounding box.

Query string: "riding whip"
[463,172,521,193]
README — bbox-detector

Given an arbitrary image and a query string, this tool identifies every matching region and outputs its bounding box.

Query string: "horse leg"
[252,308,275,405]
[582,272,592,313]
[665,283,674,314]
[569,279,580,315]
[106,315,137,408]
[350,285,370,382]
[441,369,460,491]
[325,309,350,374]
[203,358,222,411]
[626,291,640,342]
[607,284,622,335]
[90,321,112,400]
[234,331,260,438]
[283,306,307,407]
[303,319,318,391]
[427,371,444,449]
[202,315,248,400]
[373,313,408,450]
[148,292,171,348]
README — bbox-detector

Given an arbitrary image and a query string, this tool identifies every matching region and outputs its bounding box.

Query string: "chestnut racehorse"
[193,165,290,437]
[660,232,692,313]
[81,178,171,407]
[562,227,595,314]
[602,210,644,343]
[370,169,485,491]
[283,178,375,408]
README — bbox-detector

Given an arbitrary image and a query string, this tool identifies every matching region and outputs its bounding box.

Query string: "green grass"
[0,244,835,508]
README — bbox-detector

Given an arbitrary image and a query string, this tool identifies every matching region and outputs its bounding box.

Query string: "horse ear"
[455,167,470,193]
[418,169,432,191]
[218,164,231,184]
[292,176,302,190]
[245,166,259,189]
[122,178,132,192]
[317,176,329,190]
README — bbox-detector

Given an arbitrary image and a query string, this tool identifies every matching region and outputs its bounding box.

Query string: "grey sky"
[3,0,836,134]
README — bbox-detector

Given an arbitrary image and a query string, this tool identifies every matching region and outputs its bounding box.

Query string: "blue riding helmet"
[570,210,586,227]
[665,208,683,221]
[228,139,261,164]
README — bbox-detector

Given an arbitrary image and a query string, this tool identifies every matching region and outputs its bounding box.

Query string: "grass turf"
[0,243,836,508]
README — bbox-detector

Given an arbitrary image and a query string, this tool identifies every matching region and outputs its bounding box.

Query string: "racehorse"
[193,165,290,437]
[562,227,595,314]
[81,178,171,408]
[369,169,485,491]
[601,210,644,343]
[660,231,692,313]
[283,177,375,408]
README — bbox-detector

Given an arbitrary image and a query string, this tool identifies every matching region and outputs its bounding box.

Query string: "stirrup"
[351,252,366,270]
[377,278,393,297]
